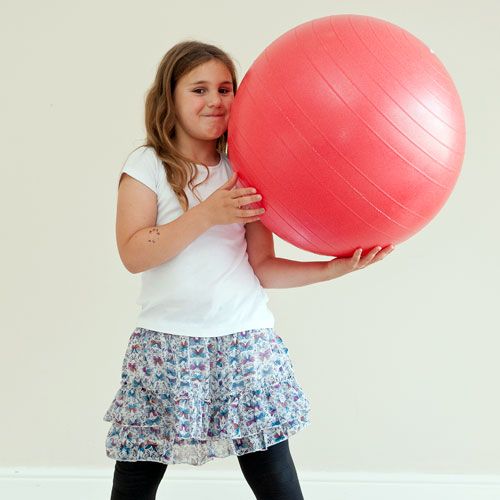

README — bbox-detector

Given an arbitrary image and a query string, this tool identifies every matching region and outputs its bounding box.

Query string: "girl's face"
[173,59,234,145]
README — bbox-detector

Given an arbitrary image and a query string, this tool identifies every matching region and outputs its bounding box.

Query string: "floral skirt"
[103,326,311,466]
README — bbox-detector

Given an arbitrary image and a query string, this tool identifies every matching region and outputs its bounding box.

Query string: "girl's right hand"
[200,173,266,226]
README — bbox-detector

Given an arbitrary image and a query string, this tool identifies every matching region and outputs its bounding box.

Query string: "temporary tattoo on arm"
[147,227,160,244]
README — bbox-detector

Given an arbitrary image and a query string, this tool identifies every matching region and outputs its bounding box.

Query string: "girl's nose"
[208,92,222,106]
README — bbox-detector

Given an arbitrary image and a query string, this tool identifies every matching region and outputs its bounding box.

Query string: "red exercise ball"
[227,14,466,257]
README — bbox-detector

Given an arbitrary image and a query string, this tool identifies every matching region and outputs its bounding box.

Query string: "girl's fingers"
[234,194,262,207]
[231,187,256,198]
[358,246,381,267]
[242,216,262,224]
[373,245,395,261]
[363,245,395,266]
[239,207,265,217]
[351,248,363,265]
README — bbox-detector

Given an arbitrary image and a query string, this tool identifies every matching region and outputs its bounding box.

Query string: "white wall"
[1,0,498,487]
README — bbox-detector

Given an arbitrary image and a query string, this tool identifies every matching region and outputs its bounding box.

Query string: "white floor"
[2,469,500,500]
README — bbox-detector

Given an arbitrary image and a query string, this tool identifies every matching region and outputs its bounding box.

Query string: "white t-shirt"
[119,146,275,337]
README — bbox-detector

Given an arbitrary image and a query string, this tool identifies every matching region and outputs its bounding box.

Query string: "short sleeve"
[119,146,159,194]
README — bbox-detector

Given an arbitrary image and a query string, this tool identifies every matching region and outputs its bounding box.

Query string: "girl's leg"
[110,460,168,500]
[237,439,305,500]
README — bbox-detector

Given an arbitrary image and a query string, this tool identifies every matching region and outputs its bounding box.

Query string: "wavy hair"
[134,40,238,211]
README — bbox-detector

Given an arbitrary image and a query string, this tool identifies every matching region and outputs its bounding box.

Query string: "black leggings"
[110,439,304,499]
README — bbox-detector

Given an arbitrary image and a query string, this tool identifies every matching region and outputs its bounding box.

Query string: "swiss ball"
[227,14,466,257]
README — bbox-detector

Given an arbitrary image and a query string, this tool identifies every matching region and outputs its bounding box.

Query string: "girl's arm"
[256,258,336,288]
[245,220,394,288]
[254,250,392,288]
[123,205,210,274]
[119,172,260,274]
[122,203,211,274]
[118,174,212,274]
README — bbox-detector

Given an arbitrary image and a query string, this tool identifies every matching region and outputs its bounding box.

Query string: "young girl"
[103,40,394,500]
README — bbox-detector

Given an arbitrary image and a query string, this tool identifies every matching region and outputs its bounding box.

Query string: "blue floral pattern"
[103,327,311,466]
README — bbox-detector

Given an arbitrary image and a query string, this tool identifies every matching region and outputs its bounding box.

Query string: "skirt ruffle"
[103,327,311,466]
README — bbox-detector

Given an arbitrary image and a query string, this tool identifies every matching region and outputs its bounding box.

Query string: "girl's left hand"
[325,244,395,280]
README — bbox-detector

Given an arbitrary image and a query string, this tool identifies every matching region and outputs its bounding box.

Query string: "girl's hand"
[325,245,395,280]
[200,172,266,226]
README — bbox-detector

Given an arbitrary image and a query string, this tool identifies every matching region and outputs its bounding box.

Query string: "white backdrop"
[1,0,498,481]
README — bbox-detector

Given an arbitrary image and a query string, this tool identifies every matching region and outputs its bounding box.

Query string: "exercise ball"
[227,14,466,257]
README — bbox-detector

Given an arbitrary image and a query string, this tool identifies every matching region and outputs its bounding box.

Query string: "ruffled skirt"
[103,327,311,466]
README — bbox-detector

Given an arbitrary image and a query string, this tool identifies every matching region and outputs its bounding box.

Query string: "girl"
[103,40,394,500]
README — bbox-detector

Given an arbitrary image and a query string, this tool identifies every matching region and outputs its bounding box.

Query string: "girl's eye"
[192,88,232,95]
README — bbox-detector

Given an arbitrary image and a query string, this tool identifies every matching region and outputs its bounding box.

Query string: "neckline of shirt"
[146,146,224,169]
[197,152,224,169]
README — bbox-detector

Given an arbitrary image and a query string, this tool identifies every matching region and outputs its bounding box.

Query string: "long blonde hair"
[134,40,238,211]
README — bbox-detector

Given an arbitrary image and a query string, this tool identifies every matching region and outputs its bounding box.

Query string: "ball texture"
[227,14,465,257]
